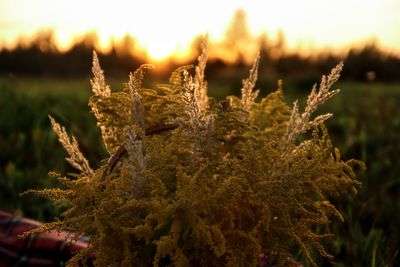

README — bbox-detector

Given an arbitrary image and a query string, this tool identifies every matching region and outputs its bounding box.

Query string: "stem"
[100,123,179,180]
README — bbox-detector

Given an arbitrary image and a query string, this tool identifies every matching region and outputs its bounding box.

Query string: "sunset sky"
[0,0,399,61]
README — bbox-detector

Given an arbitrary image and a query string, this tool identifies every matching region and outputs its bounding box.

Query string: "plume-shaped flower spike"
[49,116,93,176]
[241,52,260,111]
[285,62,343,144]
[194,37,209,113]
[90,51,111,97]
[128,64,154,130]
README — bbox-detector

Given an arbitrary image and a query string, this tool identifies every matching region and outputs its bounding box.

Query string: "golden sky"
[0,0,399,60]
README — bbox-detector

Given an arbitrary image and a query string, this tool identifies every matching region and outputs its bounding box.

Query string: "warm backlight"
[0,0,399,60]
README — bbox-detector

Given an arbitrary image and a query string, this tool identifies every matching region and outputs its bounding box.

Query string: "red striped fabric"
[0,210,92,267]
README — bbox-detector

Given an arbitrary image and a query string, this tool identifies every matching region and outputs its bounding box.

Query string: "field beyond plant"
[0,75,399,266]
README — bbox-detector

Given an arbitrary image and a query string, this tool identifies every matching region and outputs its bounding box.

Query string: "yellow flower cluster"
[28,41,361,267]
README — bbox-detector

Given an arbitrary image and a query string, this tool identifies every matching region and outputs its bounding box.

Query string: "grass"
[284,80,400,266]
[0,75,399,266]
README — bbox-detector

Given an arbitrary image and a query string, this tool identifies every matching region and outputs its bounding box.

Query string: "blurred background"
[0,0,399,266]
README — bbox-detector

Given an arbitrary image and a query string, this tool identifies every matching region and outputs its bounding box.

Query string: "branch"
[100,123,179,180]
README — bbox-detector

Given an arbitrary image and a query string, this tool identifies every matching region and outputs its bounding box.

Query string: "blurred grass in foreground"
[0,76,399,266]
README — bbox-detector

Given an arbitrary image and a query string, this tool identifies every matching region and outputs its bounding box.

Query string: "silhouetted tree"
[224,9,252,65]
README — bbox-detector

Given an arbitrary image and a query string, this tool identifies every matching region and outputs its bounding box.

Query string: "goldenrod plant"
[25,41,362,267]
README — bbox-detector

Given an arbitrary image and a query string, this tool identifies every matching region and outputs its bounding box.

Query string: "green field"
[0,75,399,266]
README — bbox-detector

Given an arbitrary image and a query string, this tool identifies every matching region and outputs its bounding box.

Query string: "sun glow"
[72,0,239,61]
[138,40,190,62]
[1,0,399,60]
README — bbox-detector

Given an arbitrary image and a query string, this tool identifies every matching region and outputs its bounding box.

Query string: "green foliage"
[0,80,103,220]
[314,82,400,266]
[26,48,361,267]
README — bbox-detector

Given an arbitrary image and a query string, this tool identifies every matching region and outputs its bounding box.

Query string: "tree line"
[1,8,400,84]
